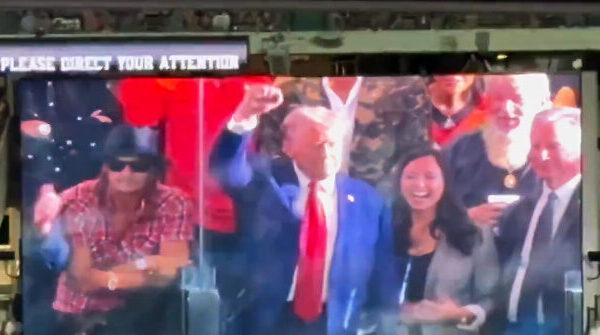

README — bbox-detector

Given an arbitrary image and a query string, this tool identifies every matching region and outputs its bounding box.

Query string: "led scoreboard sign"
[0,38,248,73]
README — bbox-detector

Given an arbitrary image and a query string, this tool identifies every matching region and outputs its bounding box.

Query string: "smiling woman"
[392,145,499,335]
[400,155,444,212]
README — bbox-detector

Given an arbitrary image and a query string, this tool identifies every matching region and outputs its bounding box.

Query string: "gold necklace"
[503,159,518,189]
[504,172,517,189]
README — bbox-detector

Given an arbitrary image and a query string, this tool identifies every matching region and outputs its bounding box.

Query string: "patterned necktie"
[293,181,328,322]
[518,192,557,321]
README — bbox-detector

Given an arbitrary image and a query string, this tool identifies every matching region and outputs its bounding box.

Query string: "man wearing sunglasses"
[33,125,194,334]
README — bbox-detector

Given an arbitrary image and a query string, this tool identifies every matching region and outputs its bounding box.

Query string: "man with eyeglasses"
[33,125,194,334]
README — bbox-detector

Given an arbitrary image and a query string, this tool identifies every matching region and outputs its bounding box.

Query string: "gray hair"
[281,105,349,139]
[484,73,552,111]
[532,106,582,153]
[533,106,581,128]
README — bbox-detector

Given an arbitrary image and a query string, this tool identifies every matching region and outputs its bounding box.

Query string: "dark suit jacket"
[443,131,541,209]
[208,129,401,335]
[19,79,122,204]
[494,182,582,335]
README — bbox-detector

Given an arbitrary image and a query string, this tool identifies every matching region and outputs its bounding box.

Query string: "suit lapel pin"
[347,194,355,202]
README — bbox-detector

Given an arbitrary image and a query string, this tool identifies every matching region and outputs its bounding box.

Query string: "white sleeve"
[456,304,486,332]
[227,115,259,134]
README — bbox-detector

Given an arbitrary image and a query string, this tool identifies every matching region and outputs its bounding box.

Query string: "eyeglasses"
[106,157,153,173]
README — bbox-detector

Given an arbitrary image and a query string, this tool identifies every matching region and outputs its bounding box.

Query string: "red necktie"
[293,181,328,322]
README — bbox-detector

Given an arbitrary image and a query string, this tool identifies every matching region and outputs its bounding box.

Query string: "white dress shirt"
[322,77,363,122]
[226,116,339,303]
[322,77,363,173]
[507,174,581,323]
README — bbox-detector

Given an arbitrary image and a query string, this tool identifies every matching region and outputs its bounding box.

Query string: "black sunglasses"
[106,157,154,173]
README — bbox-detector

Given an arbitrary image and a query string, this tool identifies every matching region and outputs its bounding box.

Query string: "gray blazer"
[396,226,500,335]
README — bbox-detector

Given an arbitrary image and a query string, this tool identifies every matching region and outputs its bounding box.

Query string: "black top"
[403,252,435,303]
[443,131,541,209]
[19,78,123,205]
[403,252,435,335]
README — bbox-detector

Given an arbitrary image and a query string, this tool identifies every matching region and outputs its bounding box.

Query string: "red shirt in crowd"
[429,100,488,147]
[117,76,273,233]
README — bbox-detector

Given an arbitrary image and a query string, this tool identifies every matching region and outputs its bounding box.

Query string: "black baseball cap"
[102,125,165,169]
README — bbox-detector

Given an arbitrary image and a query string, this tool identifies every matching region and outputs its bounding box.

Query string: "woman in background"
[426,74,486,148]
[392,147,499,335]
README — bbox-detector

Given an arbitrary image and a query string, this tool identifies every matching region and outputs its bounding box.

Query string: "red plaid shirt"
[53,179,195,314]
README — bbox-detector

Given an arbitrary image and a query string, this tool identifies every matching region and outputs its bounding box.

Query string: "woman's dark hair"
[425,75,484,106]
[392,145,480,256]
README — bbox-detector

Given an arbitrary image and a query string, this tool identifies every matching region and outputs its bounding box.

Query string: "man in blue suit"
[208,84,399,335]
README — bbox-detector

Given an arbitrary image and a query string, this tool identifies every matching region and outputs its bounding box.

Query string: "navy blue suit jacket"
[494,183,582,335]
[208,129,400,335]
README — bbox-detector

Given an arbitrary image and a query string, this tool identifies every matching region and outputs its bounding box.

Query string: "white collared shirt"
[322,77,363,173]
[287,165,338,302]
[507,174,581,323]
[322,77,363,121]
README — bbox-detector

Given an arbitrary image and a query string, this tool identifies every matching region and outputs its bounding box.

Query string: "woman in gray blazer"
[392,146,500,335]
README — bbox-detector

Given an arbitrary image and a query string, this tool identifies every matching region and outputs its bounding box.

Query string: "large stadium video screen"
[16,45,582,335]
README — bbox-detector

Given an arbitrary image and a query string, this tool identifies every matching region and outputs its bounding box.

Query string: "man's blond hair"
[282,105,349,141]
